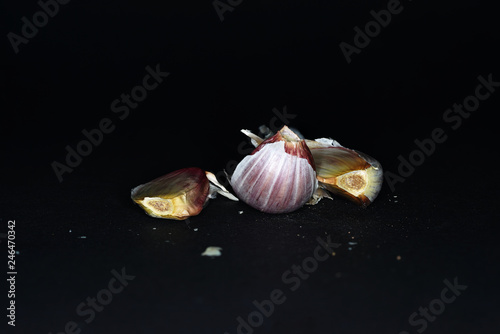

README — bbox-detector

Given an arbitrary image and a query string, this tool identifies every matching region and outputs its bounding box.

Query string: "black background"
[1,0,499,333]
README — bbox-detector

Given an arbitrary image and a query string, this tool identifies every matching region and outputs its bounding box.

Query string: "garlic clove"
[230,126,318,214]
[132,167,238,220]
[307,138,383,206]
[131,167,210,220]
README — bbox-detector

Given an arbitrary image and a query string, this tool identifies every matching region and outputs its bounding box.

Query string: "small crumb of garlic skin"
[201,246,222,257]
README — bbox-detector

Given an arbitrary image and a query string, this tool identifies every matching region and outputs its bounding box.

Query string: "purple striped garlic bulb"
[230,126,317,213]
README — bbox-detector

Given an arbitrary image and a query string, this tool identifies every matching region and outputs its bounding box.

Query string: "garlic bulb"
[131,167,237,220]
[230,126,318,213]
[241,129,382,206]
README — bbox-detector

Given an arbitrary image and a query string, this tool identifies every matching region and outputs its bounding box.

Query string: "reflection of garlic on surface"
[131,167,237,220]
[230,126,318,214]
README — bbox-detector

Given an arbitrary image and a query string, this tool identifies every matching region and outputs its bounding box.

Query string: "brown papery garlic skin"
[230,126,318,214]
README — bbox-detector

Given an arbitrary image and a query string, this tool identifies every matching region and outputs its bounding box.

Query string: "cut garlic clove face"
[131,167,210,220]
[231,126,318,214]
[307,138,383,206]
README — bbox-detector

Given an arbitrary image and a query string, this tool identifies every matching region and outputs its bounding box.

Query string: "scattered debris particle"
[153,227,157,230]
[348,247,352,251]
[331,251,336,256]
[193,228,199,232]
[348,241,358,246]
[15,251,20,255]
[78,236,86,239]
[396,255,402,261]
[201,246,222,257]
[69,229,72,233]
[238,211,244,214]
